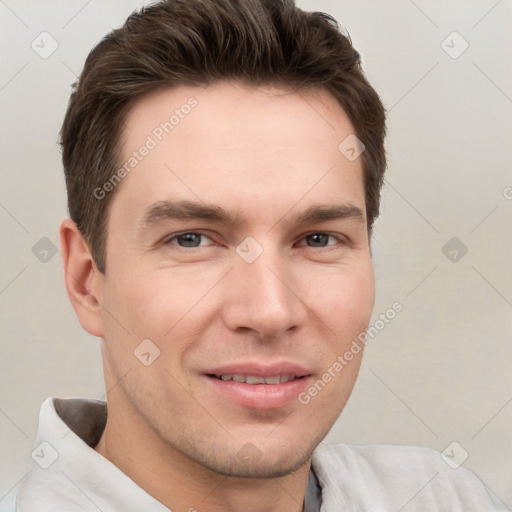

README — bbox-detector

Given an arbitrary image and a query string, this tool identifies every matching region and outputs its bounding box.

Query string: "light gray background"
[1,0,511,510]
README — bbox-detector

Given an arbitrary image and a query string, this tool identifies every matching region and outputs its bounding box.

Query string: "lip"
[206,361,310,379]
[203,361,312,410]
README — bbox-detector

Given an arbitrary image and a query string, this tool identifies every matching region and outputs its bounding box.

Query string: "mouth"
[203,364,311,410]
[207,373,305,385]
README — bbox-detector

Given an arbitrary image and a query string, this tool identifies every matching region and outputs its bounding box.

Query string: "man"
[15,0,506,510]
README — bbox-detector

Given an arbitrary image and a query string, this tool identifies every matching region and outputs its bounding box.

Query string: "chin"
[204,445,315,479]
[176,428,324,480]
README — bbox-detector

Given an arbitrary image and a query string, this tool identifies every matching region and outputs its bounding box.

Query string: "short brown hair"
[60,0,386,273]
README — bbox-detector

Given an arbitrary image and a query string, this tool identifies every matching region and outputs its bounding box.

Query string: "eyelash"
[163,231,346,249]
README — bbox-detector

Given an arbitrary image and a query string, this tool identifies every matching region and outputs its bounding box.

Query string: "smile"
[204,371,311,410]
[210,374,302,384]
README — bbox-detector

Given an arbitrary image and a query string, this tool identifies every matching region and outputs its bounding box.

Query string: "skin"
[60,81,375,512]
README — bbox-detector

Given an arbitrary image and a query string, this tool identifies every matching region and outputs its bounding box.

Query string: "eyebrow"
[141,199,365,228]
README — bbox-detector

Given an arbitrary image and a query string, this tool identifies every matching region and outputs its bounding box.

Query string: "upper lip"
[205,361,311,378]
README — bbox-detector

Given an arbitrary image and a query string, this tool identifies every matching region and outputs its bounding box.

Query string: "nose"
[221,241,308,340]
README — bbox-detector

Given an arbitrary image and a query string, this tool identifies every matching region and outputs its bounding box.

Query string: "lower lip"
[204,375,311,410]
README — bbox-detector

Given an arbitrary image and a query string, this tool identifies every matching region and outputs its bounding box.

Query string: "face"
[95,81,375,478]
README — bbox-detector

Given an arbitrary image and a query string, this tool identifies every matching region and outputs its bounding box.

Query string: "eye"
[297,233,345,248]
[162,231,345,250]
[164,231,215,248]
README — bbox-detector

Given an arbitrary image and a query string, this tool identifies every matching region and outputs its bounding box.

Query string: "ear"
[59,219,104,338]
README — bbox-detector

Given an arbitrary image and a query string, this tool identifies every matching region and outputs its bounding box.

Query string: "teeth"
[246,375,265,384]
[216,374,296,384]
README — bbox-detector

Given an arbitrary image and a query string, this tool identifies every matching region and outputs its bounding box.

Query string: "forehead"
[112,81,365,227]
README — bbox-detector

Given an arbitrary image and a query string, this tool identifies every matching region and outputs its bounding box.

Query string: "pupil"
[309,234,328,246]
[180,233,200,247]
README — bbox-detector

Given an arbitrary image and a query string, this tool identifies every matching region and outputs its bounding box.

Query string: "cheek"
[304,261,375,336]
[100,267,162,346]
[104,267,210,348]
[101,252,374,351]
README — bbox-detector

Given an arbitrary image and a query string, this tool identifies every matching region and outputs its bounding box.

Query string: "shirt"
[15,397,507,511]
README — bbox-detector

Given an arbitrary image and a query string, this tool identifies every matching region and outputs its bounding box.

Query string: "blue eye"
[299,233,343,248]
[166,232,214,248]
[163,231,344,250]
